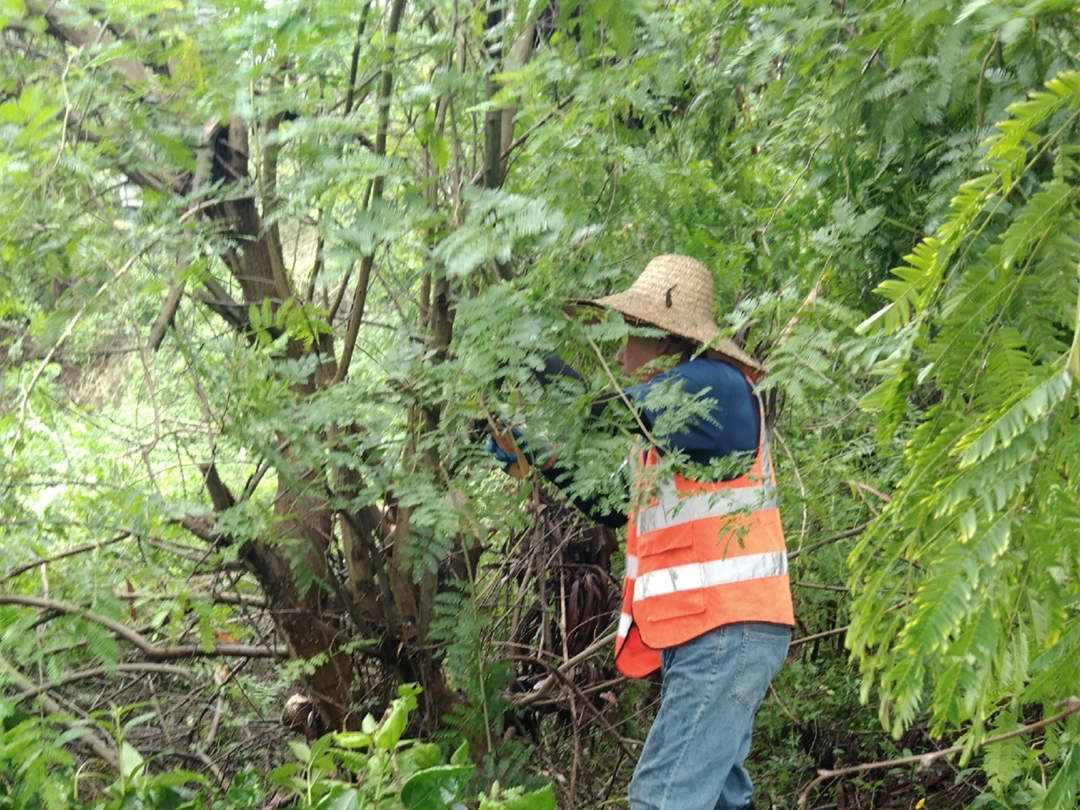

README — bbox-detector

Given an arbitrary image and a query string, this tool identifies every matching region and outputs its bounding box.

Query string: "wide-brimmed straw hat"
[583,254,760,370]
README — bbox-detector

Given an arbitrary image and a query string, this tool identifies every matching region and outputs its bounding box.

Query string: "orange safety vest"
[613,406,794,678]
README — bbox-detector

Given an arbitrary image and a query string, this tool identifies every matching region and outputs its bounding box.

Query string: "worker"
[488,254,794,810]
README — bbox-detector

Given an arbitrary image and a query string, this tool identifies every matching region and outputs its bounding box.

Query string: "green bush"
[0,689,553,810]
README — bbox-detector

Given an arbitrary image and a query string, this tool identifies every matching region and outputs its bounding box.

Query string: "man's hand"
[484,428,531,479]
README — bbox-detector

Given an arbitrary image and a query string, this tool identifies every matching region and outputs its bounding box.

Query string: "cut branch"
[515,630,617,707]
[148,274,187,350]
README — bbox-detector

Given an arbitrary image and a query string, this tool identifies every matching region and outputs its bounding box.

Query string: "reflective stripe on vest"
[634,478,778,535]
[633,550,788,602]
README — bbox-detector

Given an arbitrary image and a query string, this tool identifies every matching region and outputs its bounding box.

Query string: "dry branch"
[11,663,196,701]
[0,653,120,772]
[514,630,617,708]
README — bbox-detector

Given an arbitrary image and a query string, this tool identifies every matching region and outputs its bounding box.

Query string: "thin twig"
[1,533,130,584]
[793,581,848,592]
[333,0,407,384]
[578,326,661,447]
[975,30,1001,131]
[847,479,892,503]
[508,651,636,763]
[768,682,804,731]
[773,428,809,552]
[114,590,268,609]
[760,135,828,239]
[467,93,576,186]
[789,624,849,650]
[788,522,871,560]
[775,273,825,350]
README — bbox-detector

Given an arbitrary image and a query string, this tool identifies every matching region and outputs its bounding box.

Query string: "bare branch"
[788,521,872,560]
[148,275,187,350]
[116,590,267,609]
[12,662,197,702]
[515,631,617,707]
[199,462,237,512]
[759,134,828,243]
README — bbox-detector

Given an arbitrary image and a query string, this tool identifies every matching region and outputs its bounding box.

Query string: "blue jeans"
[628,622,790,810]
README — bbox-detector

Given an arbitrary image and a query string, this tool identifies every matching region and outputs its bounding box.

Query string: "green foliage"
[3,0,1080,806]
[0,699,75,810]
[0,690,553,810]
[848,69,1080,803]
[267,685,551,810]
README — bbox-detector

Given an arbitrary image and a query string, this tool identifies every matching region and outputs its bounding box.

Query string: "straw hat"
[585,254,760,370]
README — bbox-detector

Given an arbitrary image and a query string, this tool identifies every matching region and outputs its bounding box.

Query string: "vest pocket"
[635,524,694,556]
[642,589,706,621]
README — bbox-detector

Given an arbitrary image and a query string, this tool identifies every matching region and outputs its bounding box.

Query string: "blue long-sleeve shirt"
[539,355,760,526]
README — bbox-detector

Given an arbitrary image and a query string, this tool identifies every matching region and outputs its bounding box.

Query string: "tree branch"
[797,697,1080,809]
[788,522,871,560]
[0,595,285,660]
[148,275,187,350]
[115,590,268,609]
[12,662,196,702]
[1,533,130,584]
[199,462,237,512]
[759,134,828,243]
[0,653,120,772]
[334,0,407,383]
[515,630,617,707]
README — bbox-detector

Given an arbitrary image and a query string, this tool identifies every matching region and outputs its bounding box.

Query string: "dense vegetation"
[1,0,1078,808]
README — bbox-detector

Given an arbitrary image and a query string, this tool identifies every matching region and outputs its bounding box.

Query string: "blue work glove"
[484,428,532,471]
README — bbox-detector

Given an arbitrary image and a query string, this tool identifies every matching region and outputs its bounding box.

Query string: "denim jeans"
[628,622,790,810]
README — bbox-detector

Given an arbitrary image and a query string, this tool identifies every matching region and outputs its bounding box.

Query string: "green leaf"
[397,742,442,779]
[0,0,25,29]
[400,765,472,810]
[478,783,556,810]
[288,740,311,763]
[316,785,360,810]
[332,731,372,750]
[449,740,470,766]
[119,740,146,780]
[372,698,409,750]
[268,762,305,792]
